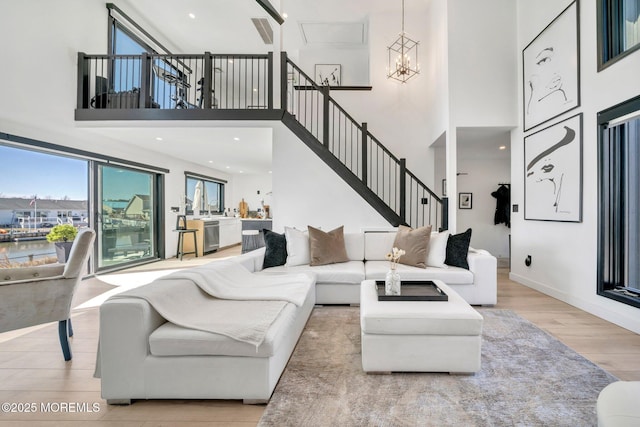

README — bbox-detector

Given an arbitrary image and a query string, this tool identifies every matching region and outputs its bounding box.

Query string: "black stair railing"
[281,53,444,230]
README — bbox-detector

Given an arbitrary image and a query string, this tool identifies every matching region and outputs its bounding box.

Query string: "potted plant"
[46,224,78,263]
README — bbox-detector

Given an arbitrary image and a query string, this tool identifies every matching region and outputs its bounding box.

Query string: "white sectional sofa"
[236,231,497,306]
[98,228,497,405]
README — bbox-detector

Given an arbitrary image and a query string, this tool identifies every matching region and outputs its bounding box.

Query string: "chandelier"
[387,0,420,83]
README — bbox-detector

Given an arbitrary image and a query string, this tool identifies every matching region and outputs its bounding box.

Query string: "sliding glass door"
[97,164,157,269]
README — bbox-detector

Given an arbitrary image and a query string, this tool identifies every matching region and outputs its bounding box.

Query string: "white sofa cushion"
[427,231,449,268]
[262,260,365,284]
[285,227,310,266]
[344,233,365,261]
[364,232,397,261]
[149,282,312,358]
[365,260,473,285]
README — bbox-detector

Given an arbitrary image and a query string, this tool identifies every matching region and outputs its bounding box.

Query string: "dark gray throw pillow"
[445,228,472,269]
[262,229,288,268]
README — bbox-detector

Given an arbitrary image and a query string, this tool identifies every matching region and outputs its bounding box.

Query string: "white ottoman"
[360,279,483,373]
[597,381,640,427]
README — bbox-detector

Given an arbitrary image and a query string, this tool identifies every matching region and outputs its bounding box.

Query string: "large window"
[598,95,640,308]
[599,0,640,69]
[0,144,88,267]
[185,173,226,216]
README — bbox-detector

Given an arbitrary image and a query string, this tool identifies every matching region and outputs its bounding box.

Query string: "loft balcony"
[75,52,282,121]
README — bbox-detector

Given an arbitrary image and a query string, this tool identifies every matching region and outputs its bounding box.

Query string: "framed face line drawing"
[522,0,580,132]
[524,113,583,222]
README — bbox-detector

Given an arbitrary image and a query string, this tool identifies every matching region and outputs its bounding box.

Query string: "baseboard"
[509,272,640,335]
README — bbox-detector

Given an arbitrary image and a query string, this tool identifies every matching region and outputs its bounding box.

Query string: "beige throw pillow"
[308,225,349,266]
[392,225,432,268]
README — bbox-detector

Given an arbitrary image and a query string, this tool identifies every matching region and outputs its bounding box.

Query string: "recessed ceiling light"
[188,13,196,19]
[228,59,234,64]
[282,12,288,19]
[253,88,258,92]
[208,160,213,163]
[268,170,272,174]
[499,145,507,150]
[155,137,163,141]
[239,171,244,173]
[233,137,240,141]
[226,166,230,169]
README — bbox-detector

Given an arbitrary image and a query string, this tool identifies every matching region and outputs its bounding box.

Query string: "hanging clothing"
[491,184,510,228]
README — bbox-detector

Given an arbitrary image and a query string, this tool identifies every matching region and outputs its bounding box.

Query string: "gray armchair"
[0,228,96,360]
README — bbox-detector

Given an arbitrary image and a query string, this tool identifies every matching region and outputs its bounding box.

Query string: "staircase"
[280,54,445,230]
[75,51,445,230]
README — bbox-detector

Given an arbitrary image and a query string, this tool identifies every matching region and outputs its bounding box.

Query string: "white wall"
[271,123,389,233]
[511,0,640,334]
[448,0,518,127]
[298,48,370,86]
[230,173,273,217]
[445,0,518,233]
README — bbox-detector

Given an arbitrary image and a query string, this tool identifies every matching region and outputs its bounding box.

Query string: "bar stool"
[174,215,198,260]
[242,229,261,254]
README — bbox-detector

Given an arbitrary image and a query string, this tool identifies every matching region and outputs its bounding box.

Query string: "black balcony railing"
[77,52,272,111]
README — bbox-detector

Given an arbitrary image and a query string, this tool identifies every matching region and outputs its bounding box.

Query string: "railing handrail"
[286,59,322,92]
[365,131,401,165]
[406,169,442,203]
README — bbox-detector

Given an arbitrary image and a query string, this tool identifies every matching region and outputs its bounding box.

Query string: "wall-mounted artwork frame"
[524,113,583,222]
[459,193,472,209]
[522,0,580,131]
[315,64,341,86]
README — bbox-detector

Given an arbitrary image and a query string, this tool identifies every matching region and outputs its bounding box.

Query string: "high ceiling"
[91,0,373,176]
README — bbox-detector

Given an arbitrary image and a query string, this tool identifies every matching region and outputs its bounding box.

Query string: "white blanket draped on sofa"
[112,261,314,348]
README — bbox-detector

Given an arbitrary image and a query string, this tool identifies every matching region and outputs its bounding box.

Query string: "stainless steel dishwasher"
[202,220,220,253]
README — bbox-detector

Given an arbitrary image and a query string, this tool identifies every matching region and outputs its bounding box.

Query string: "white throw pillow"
[426,231,449,268]
[284,226,310,266]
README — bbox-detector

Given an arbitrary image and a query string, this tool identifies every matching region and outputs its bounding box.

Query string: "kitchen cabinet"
[219,218,241,248]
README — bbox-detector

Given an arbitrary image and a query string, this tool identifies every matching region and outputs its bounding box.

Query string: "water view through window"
[0,144,88,267]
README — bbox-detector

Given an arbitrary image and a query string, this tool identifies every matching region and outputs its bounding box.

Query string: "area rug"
[257,307,617,427]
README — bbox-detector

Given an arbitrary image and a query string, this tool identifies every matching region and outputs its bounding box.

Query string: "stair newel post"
[399,158,407,224]
[140,52,151,108]
[322,85,330,148]
[280,52,289,111]
[77,52,89,109]
[361,122,368,186]
[441,197,449,231]
[267,51,274,109]
[203,52,213,109]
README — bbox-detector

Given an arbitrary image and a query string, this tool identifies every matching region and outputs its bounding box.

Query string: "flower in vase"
[385,247,406,270]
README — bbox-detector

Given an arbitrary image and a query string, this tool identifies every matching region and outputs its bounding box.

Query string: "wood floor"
[1,248,639,426]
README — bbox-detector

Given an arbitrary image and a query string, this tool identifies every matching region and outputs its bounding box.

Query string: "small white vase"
[385,269,401,296]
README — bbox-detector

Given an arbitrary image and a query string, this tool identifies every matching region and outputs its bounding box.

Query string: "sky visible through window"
[0,145,87,200]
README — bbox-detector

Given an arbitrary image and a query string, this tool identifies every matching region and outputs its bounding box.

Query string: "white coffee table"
[360,279,483,373]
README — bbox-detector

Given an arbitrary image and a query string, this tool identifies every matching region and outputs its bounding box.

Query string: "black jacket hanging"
[491,185,510,228]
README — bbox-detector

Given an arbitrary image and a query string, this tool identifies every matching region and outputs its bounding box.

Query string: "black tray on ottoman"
[375,280,448,301]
